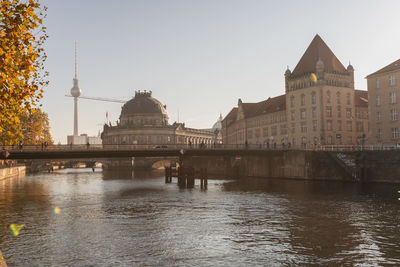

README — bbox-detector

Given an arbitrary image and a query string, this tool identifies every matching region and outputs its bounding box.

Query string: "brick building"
[222,34,369,147]
[367,59,400,145]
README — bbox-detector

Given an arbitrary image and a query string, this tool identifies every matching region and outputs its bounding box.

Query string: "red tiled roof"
[239,95,286,119]
[222,107,238,122]
[355,90,368,108]
[366,59,400,78]
[291,34,347,77]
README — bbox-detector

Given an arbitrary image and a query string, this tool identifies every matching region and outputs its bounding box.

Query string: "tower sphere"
[70,78,81,97]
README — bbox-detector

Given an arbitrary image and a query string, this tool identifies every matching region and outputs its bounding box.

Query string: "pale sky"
[40,0,400,144]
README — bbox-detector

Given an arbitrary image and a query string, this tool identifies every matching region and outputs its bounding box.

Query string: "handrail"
[1,143,400,152]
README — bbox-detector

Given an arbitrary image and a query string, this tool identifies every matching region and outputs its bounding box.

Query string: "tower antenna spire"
[74,41,78,79]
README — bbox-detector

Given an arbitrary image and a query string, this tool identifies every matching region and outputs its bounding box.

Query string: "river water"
[0,169,399,266]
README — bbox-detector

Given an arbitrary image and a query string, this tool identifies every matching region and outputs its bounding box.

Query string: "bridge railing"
[2,143,400,152]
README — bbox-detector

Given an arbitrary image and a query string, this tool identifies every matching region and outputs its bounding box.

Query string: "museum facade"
[101,91,221,146]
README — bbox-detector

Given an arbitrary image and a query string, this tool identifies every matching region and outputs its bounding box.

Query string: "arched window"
[346,93,351,105]
[290,96,295,108]
[311,92,316,104]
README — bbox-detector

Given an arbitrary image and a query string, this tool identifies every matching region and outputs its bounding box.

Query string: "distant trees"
[20,109,53,144]
[0,0,48,145]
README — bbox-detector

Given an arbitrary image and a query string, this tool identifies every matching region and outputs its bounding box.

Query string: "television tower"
[70,41,81,136]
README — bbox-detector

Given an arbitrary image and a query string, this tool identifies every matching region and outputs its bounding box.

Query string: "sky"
[39,0,400,144]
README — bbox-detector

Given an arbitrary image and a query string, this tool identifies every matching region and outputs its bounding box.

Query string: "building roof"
[241,95,286,118]
[366,58,400,78]
[355,89,368,108]
[223,107,238,122]
[223,95,286,124]
[291,34,347,77]
[120,91,167,117]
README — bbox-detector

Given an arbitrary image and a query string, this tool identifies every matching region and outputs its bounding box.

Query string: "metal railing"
[1,143,400,152]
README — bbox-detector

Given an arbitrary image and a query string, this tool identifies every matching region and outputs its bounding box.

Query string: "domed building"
[101,91,220,146]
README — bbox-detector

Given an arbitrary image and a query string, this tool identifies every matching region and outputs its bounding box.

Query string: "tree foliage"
[20,108,53,144]
[0,0,48,145]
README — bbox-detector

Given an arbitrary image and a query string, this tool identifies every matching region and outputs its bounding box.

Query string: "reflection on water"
[0,169,399,266]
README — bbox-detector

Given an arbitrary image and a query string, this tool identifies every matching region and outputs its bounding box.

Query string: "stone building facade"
[222,34,369,147]
[101,91,220,146]
[367,59,400,145]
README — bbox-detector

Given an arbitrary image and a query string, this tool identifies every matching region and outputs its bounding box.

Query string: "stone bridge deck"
[2,145,399,183]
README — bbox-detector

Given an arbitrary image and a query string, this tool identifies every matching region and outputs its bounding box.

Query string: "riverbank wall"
[181,150,400,183]
[0,166,26,180]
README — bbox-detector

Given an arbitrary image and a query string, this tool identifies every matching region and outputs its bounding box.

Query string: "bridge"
[1,144,399,184]
[0,144,393,160]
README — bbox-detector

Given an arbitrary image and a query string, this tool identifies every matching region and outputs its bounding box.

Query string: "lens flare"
[310,73,317,83]
[10,224,25,236]
[54,206,61,214]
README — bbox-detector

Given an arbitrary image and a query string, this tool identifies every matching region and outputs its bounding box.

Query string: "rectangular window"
[347,121,352,132]
[312,120,317,131]
[290,96,295,108]
[327,120,332,131]
[291,123,295,134]
[271,126,277,136]
[280,125,287,135]
[356,121,364,132]
[391,109,398,121]
[301,122,307,133]
[327,136,333,144]
[377,112,381,122]
[326,106,332,117]
[301,94,305,106]
[327,92,331,103]
[337,106,341,118]
[291,111,295,121]
[389,74,396,86]
[376,78,380,88]
[312,93,316,104]
[312,107,316,118]
[392,128,399,139]
[390,92,397,104]
[255,128,260,138]
[263,127,268,137]
[346,93,351,105]
[248,130,253,139]
[376,95,381,106]
[346,108,352,118]
[300,109,306,119]
[377,128,382,141]
[338,120,342,131]
[337,93,341,104]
